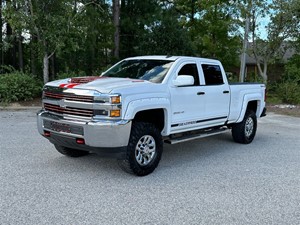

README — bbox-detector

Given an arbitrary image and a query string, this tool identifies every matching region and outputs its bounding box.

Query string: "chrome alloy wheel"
[245,117,254,138]
[135,135,156,166]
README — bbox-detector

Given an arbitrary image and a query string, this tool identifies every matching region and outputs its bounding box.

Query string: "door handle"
[223,90,230,94]
[197,92,205,95]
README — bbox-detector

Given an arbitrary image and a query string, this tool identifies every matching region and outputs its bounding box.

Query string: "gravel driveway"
[0,109,299,225]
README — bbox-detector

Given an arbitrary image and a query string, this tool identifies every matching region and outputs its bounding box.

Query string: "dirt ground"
[267,103,300,118]
[16,98,42,107]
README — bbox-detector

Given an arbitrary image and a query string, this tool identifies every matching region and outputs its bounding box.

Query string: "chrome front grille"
[44,91,93,103]
[42,86,119,119]
[44,103,94,117]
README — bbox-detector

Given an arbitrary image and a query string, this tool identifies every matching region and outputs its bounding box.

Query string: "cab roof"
[126,55,221,64]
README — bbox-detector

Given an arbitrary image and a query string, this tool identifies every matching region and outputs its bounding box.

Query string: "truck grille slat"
[44,91,93,102]
[44,103,93,117]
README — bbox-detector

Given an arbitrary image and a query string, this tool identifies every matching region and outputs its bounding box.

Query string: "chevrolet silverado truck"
[37,56,266,176]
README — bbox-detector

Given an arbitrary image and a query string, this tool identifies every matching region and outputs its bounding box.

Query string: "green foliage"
[245,0,299,82]
[0,65,16,74]
[190,1,241,68]
[245,72,265,83]
[140,10,194,56]
[56,71,87,80]
[0,72,42,103]
[276,55,300,104]
[282,55,300,82]
[1,0,299,88]
[276,82,300,104]
[120,0,161,57]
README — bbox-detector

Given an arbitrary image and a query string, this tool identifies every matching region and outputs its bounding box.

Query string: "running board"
[165,128,228,144]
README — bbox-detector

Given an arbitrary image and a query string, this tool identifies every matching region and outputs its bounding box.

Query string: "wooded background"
[0,0,299,85]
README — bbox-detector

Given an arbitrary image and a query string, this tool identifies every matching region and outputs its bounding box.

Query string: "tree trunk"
[0,0,3,68]
[113,0,120,59]
[50,54,55,80]
[30,36,37,76]
[191,0,195,23]
[240,16,250,82]
[255,60,268,83]
[18,34,24,72]
[74,0,77,14]
[5,0,18,69]
[86,3,96,74]
[43,53,49,83]
[13,36,17,68]
[6,22,13,67]
[262,60,268,83]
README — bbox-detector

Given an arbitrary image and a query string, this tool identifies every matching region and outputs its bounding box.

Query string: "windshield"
[102,59,174,83]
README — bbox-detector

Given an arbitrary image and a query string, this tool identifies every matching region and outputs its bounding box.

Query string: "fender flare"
[123,97,171,135]
[237,93,261,123]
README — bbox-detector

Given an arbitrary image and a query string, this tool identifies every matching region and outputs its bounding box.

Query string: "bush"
[0,72,43,103]
[276,81,300,104]
[275,55,300,104]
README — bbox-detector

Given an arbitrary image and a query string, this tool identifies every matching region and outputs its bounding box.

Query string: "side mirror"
[173,75,194,87]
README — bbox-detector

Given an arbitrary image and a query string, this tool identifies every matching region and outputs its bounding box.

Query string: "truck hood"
[46,77,155,94]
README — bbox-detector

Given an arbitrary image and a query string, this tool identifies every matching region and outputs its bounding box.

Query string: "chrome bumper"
[37,110,132,148]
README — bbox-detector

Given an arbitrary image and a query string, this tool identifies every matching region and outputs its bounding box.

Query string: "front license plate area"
[51,121,71,133]
[44,120,71,133]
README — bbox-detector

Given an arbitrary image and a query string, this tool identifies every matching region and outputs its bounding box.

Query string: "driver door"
[169,61,205,133]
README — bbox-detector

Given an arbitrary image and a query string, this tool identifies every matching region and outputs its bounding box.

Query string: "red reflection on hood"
[70,76,106,84]
[58,76,108,88]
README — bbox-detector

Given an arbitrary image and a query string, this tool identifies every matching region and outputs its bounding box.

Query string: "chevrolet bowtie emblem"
[59,99,66,108]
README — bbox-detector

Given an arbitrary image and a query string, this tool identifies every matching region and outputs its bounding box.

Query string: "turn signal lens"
[110,110,121,117]
[111,96,121,104]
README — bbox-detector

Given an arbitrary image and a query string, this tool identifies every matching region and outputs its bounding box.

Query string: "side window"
[178,63,200,86]
[202,64,224,85]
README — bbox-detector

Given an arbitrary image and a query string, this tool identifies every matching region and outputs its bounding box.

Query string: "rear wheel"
[232,110,257,144]
[54,145,89,157]
[118,122,163,176]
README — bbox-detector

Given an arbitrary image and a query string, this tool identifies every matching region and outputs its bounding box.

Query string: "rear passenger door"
[199,63,230,124]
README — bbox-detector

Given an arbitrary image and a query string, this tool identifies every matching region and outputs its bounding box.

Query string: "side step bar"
[165,127,228,145]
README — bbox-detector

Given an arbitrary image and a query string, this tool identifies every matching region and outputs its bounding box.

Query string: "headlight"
[94,95,109,103]
[111,95,121,104]
[93,93,122,118]
[93,92,121,104]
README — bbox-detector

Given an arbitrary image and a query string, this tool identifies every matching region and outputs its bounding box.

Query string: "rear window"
[202,64,224,85]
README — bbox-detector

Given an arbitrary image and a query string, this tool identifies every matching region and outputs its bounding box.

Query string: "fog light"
[76,138,85,144]
[110,110,121,117]
[44,131,51,137]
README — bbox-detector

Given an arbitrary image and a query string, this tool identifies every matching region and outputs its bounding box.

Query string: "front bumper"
[37,110,131,158]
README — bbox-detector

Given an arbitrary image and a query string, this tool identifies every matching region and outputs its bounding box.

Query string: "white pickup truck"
[37,56,266,176]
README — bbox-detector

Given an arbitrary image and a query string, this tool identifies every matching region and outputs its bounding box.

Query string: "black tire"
[54,145,89,157]
[232,110,257,144]
[118,122,163,176]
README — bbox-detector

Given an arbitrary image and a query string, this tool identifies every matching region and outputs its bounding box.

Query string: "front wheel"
[232,110,257,144]
[118,122,163,176]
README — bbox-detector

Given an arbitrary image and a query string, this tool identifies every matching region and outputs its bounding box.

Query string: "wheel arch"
[237,97,260,123]
[133,109,166,132]
[123,98,171,135]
